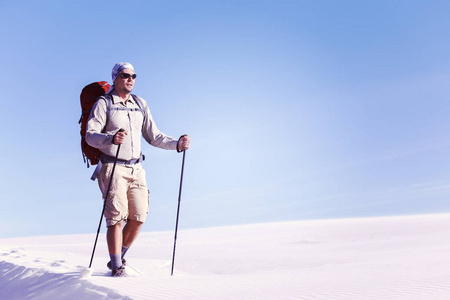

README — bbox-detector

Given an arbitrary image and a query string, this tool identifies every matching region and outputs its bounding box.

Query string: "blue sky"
[1,0,450,238]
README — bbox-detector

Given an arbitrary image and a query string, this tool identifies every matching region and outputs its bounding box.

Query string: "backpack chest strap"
[108,107,144,112]
[105,94,146,123]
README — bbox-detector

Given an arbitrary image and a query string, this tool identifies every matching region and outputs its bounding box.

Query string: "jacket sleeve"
[85,98,115,149]
[140,98,178,150]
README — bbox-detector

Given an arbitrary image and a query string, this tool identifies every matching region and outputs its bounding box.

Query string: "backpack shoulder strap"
[104,93,113,110]
[131,94,145,112]
[101,94,113,124]
[131,94,146,123]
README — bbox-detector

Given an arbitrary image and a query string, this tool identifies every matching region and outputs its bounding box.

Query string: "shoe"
[111,265,128,277]
[107,258,127,270]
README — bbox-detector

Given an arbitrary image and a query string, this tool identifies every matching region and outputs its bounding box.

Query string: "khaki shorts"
[97,163,150,227]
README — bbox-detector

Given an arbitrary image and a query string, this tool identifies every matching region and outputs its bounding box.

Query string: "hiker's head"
[109,62,136,94]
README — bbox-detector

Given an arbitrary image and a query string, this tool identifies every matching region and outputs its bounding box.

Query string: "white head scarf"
[108,62,135,93]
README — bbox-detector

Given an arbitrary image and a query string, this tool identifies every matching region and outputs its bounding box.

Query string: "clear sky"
[1,0,450,238]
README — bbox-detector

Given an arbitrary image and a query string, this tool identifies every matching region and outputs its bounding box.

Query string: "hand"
[177,134,191,152]
[113,129,127,145]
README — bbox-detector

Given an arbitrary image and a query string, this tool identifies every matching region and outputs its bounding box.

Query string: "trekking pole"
[80,129,124,278]
[171,150,186,276]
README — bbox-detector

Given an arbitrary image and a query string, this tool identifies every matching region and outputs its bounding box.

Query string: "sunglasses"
[119,73,137,79]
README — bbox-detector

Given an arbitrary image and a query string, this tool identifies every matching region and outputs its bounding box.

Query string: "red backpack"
[79,81,110,167]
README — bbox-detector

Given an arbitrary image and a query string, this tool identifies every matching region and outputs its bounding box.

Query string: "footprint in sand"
[51,260,66,267]
[7,249,25,258]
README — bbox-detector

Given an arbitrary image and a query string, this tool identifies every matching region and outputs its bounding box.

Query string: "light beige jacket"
[86,91,178,161]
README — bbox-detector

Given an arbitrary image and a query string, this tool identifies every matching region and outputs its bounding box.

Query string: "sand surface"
[2,214,450,299]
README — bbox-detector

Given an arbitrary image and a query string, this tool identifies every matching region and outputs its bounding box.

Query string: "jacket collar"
[110,91,134,105]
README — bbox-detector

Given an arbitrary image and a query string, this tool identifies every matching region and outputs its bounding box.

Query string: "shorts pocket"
[146,189,150,214]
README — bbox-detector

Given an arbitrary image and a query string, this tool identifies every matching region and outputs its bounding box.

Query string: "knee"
[108,220,125,229]
[127,219,144,228]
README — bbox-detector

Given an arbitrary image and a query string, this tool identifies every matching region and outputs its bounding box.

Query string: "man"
[86,62,190,277]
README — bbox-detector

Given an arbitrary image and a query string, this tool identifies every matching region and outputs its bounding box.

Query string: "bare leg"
[122,220,144,248]
[107,221,125,254]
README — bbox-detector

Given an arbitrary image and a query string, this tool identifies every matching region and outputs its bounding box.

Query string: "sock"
[121,245,129,259]
[110,253,122,270]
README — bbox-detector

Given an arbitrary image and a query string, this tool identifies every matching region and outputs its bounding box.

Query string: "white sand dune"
[1,213,450,299]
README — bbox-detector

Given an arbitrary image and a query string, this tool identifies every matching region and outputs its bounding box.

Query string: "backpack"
[79,81,110,167]
[79,81,146,168]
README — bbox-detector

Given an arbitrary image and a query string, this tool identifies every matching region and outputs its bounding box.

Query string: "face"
[114,69,136,94]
